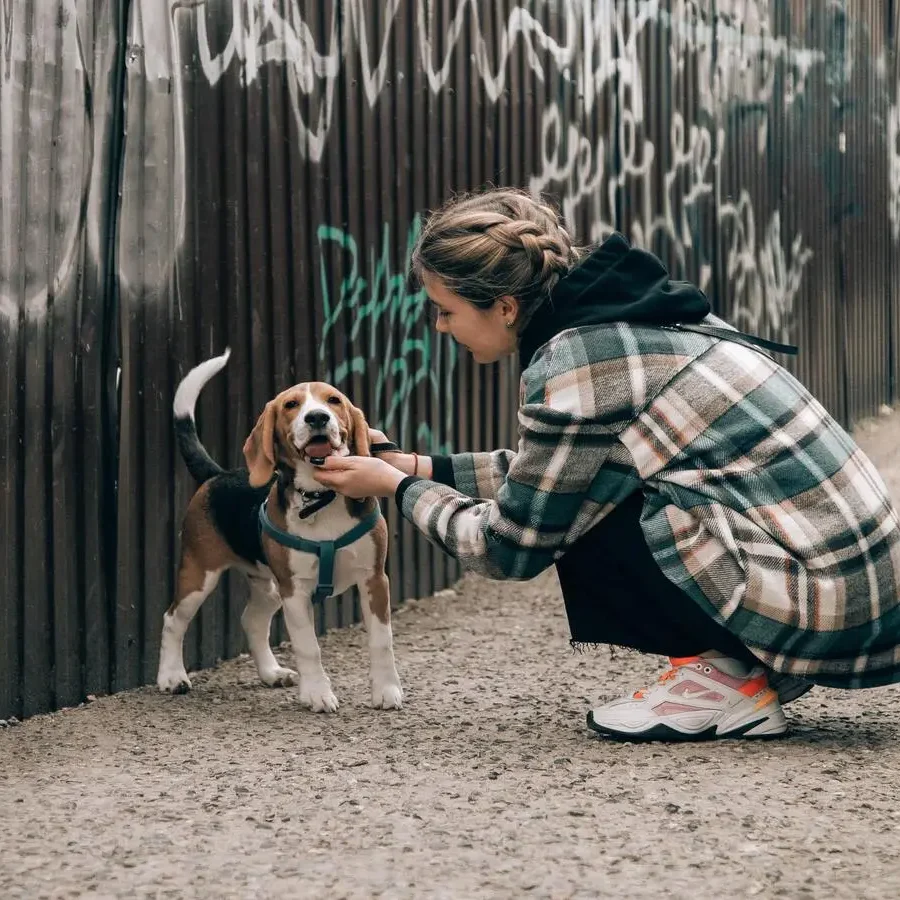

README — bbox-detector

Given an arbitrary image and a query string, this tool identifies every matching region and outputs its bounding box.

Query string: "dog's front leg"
[280,584,339,712]
[359,574,403,709]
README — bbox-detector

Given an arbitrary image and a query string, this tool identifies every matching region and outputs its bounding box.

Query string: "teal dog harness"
[258,499,382,605]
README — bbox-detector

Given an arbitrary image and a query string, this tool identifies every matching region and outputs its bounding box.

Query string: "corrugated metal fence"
[2,0,899,720]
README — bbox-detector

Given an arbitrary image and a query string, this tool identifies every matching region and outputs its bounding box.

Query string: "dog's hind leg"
[157,555,222,694]
[243,577,298,687]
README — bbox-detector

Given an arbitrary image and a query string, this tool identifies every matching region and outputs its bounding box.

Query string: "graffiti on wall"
[316,217,458,454]
[178,0,834,338]
[530,1,821,314]
[719,198,813,340]
[186,0,577,160]
[3,1,898,360]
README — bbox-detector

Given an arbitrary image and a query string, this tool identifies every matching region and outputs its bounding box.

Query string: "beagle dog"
[156,349,403,712]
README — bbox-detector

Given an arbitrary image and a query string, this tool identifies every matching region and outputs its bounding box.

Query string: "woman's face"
[422,271,519,365]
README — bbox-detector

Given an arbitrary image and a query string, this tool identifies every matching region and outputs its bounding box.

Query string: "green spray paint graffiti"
[317,217,458,454]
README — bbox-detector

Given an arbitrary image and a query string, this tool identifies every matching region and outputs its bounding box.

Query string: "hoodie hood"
[518,232,711,368]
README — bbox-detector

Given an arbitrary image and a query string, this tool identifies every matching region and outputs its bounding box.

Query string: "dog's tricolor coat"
[157,350,403,712]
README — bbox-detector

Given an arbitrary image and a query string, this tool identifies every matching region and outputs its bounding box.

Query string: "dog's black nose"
[304,411,330,429]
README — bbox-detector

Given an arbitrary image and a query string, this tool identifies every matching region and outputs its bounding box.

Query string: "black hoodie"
[518,232,794,369]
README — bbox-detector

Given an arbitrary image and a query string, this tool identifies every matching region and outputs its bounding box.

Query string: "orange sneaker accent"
[634,663,687,699]
[668,656,700,667]
[753,688,778,710]
[738,673,769,697]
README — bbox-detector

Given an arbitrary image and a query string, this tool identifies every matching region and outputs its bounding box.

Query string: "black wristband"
[429,455,456,488]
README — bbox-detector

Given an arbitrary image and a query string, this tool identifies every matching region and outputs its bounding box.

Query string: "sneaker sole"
[586,710,788,742]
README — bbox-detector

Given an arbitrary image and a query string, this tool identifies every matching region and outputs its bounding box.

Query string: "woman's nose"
[434,317,448,333]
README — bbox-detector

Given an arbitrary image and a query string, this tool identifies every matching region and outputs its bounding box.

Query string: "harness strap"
[258,500,382,604]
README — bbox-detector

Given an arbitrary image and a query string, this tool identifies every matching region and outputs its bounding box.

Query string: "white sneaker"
[587,656,788,741]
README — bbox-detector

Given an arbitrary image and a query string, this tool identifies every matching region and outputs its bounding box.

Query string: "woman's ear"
[497,294,520,326]
[242,401,278,486]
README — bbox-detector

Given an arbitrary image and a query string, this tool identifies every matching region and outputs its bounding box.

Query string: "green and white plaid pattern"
[400,323,900,688]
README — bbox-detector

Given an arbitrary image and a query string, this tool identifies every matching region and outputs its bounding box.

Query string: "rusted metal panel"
[776,3,839,418]
[891,0,900,399]
[1,0,125,718]
[4,1,900,720]
[840,0,895,423]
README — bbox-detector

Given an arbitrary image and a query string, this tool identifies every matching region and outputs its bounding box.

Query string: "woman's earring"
[506,320,515,329]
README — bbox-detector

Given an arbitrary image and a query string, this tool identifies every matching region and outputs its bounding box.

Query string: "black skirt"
[557,492,757,664]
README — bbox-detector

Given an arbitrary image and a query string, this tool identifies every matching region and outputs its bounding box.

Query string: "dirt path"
[5,411,900,900]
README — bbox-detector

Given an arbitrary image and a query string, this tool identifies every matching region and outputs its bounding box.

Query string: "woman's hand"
[312,455,407,499]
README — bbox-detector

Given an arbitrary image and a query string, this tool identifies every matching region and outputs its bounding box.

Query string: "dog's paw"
[300,679,339,713]
[371,681,404,710]
[157,670,192,694]
[260,666,299,688]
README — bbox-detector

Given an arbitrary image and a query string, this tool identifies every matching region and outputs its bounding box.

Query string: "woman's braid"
[410,189,581,324]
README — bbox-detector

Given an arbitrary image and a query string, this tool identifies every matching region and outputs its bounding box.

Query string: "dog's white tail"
[173,349,232,484]
[173,348,232,420]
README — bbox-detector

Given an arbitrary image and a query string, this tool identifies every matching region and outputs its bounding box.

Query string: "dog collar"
[258,499,382,605]
[289,444,399,517]
[297,489,336,519]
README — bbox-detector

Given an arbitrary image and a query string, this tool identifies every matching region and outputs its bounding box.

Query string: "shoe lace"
[632,665,682,700]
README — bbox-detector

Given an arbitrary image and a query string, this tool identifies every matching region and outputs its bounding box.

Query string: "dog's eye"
[327,396,341,405]
[283,400,299,410]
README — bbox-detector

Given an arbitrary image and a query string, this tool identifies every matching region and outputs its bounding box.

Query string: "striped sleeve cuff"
[394,476,463,533]
[395,475,426,510]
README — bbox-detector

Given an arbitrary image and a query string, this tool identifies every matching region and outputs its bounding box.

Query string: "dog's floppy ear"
[243,401,278,487]
[348,405,371,457]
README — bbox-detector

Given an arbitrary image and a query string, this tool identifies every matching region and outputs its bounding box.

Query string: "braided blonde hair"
[410,188,581,328]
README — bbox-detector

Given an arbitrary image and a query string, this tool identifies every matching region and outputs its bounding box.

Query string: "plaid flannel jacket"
[397,322,900,687]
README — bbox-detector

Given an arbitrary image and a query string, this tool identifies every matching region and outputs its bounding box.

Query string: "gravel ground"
[5,409,900,900]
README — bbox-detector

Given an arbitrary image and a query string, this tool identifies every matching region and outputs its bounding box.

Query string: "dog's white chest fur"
[284,501,378,597]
